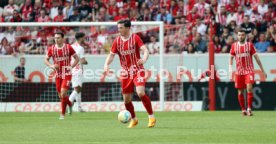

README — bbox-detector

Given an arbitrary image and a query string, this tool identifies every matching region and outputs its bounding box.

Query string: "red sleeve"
[47,46,52,57]
[250,42,256,55]
[68,44,76,56]
[111,38,118,54]
[230,43,235,56]
[135,34,144,49]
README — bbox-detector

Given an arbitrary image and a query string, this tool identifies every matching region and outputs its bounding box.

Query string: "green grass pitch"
[0,111,276,144]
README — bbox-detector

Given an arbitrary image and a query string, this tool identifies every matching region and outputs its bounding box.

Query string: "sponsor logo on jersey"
[55,57,69,61]
[120,49,135,55]
[236,53,250,58]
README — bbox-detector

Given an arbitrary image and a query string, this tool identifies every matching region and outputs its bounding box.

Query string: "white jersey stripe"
[249,43,254,72]
[133,35,139,72]
[62,44,65,78]
[120,37,127,70]
[132,35,139,72]
[247,43,250,74]
[56,45,61,78]
[244,42,248,74]
[247,43,251,74]
[237,42,240,75]
[66,44,70,71]
[133,35,140,71]
[121,38,127,70]
[239,43,243,75]
[238,43,243,75]
[128,35,134,73]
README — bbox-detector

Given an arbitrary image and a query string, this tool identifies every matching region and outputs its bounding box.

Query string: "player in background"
[104,19,156,128]
[45,32,79,119]
[69,32,88,112]
[229,30,267,116]
[14,57,29,83]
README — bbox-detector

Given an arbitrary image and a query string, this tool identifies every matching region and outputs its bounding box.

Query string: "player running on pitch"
[104,20,156,128]
[69,32,88,112]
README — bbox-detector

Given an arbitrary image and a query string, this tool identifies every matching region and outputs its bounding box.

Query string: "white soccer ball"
[118,110,131,124]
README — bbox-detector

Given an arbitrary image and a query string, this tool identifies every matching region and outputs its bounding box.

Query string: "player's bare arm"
[44,56,58,70]
[80,58,88,65]
[229,55,234,72]
[104,52,115,72]
[253,54,267,79]
[229,55,234,78]
[71,54,79,68]
[137,45,149,65]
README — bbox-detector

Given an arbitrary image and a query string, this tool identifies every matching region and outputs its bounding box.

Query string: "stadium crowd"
[0,0,275,55]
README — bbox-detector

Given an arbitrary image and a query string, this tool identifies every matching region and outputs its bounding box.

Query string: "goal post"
[0,22,167,111]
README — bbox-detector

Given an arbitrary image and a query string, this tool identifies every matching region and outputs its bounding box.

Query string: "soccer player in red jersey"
[45,32,79,119]
[229,30,267,116]
[104,20,156,128]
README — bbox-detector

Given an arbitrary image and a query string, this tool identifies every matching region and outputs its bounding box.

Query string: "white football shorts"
[71,73,83,87]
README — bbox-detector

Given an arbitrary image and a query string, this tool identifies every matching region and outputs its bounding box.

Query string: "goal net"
[0,22,201,112]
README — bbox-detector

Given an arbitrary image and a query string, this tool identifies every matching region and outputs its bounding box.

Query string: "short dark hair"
[55,32,64,38]
[238,30,246,34]
[75,32,85,40]
[117,19,131,28]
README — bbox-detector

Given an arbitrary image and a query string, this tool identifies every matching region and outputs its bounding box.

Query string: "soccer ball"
[118,110,131,124]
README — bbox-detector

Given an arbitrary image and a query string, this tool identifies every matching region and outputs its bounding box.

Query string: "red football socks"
[238,94,246,111]
[61,98,66,115]
[125,102,136,118]
[247,92,253,109]
[141,94,153,115]
[65,96,72,107]
[61,97,72,115]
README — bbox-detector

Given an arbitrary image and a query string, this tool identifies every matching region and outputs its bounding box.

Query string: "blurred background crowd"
[0,0,275,56]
